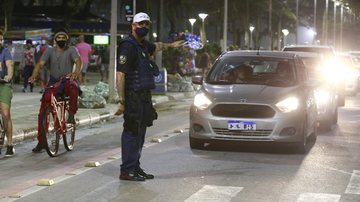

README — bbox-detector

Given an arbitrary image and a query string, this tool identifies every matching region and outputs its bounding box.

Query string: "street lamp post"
[314,0,317,36]
[324,0,329,44]
[188,18,196,34]
[340,3,344,51]
[282,29,289,48]
[333,0,340,48]
[249,26,255,49]
[198,13,208,44]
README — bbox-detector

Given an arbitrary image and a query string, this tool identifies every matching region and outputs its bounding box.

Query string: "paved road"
[1,94,360,201]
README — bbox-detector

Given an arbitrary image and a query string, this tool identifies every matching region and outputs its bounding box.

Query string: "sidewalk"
[10,72,195,145]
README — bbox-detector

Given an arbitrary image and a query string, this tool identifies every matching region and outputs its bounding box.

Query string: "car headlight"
[314,88,330,106]
[193,93,212,110]
[276,97,299,113]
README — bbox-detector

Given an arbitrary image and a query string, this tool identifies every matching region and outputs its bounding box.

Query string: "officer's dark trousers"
[120,125,147,174]
[120,91,152,174]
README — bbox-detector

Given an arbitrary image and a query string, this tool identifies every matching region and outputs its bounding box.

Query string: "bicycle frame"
[48,88,68,135]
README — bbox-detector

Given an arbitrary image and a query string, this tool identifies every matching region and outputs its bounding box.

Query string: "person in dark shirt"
[116,12,183,181]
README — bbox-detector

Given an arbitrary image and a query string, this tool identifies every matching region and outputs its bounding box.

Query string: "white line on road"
[296,193,340,202]
[184,185,243,202]
[345,170,360,195]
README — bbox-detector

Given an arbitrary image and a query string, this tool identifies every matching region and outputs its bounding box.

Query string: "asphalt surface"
[4,71,195,146]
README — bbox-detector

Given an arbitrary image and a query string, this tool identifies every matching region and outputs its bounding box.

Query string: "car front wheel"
[189,136,204,150]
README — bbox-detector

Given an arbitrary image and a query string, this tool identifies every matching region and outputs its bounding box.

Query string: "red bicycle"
[41,80,76,157]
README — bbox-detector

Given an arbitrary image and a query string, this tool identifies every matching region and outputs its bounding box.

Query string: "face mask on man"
[26,44,32,49]
[41,40,46,45]
[135,27,149,37]
[56,40,66,48]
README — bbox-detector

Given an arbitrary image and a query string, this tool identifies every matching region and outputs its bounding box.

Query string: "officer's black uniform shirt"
[117,34,156,74]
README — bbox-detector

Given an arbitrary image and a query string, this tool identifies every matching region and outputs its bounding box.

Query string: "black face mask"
[135,27,149,37]
[56,40,66,48]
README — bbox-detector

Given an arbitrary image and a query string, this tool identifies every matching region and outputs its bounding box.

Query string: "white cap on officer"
[133,12,151,23]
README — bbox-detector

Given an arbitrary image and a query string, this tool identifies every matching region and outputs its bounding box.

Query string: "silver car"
[190,51,318,153]
[295,52,338,130]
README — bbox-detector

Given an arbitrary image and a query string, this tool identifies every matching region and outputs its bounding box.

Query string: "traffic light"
[125,3,133,15]
[124,0,134,22]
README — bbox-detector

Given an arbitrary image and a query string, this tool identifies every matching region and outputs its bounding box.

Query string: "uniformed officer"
[116,12,183,181]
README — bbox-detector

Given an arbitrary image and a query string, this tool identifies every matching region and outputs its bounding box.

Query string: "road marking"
[184,185,243,202]
[345,170,360,195]
[296,193,340,202]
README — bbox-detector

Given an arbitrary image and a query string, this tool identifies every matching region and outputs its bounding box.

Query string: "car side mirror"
[192,75,203,85]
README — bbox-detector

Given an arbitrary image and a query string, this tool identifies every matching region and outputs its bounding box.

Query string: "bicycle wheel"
[42,105,60,157]
[63,106,75,151]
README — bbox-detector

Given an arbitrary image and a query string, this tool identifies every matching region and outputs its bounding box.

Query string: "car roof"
[283,45,334,49]
[223,50,299,59]
[284,51,322,58]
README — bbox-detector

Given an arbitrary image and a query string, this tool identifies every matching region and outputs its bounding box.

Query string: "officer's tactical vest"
[120,37,157,91]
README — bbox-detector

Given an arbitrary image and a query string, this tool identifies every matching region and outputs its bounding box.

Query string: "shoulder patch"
[119,55,126,64]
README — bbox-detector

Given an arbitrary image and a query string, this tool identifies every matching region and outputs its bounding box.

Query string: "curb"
[12,110,117,144]
[12,92,194,145]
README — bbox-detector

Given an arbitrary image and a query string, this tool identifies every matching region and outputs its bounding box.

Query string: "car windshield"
[207,56,297,87]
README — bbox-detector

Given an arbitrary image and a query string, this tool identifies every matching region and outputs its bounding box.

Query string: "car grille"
[213,128,272,137]
[211,104,275,118]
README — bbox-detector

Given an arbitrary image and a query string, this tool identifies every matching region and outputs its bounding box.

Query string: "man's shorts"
[0,84,13,107]
[82,63,89,73]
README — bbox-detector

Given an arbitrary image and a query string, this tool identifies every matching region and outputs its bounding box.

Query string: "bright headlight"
[193,93,212,110]
[321,58,347,83]
[276,97,299,113]
[314,88,330,106]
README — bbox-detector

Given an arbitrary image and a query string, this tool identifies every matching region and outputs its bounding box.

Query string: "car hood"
[202,83,301,104]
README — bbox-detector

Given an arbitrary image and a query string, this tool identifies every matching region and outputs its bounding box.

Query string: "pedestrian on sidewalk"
[0,31,15,157]
[75,35,92,84]
[98,45,109,82]
[198,50,212,77]
[29,28,82,153]
[35,36,51,94]
[116,12,183,181]
[21,39,35,92]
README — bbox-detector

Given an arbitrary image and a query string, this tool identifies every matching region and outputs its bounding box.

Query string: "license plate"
[228,120,256,130]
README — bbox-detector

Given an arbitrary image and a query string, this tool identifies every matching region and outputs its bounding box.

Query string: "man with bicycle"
[29,28,82,153]
[0,31,15,157]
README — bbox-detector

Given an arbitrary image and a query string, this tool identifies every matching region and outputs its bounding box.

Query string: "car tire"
[320,119,332,131]
[309,121,318,143]
[296,137,307,154]
[332,107,338,124]
[189,136,204,150]
[296,118,308,154]
[338,93,345,106]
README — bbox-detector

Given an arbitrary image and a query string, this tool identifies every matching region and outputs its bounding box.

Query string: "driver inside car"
[227,64,253,83]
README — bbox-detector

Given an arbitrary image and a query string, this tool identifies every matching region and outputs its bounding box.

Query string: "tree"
[0,0,16,31]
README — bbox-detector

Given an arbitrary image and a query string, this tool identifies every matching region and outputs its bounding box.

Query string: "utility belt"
[126,90,151,103]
